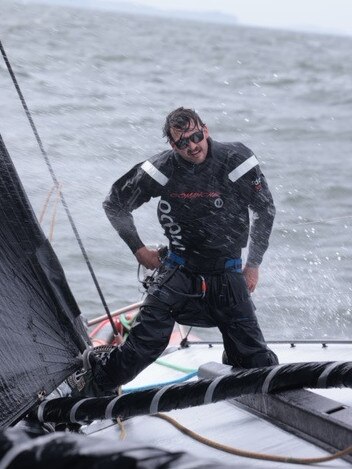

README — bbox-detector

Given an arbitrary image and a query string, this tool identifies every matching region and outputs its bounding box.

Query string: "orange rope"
[38,184,61,241]
[38,185,55,224]
[154,413,352,465]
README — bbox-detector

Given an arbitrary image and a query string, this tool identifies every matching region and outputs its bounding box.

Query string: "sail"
[0,134,90,429]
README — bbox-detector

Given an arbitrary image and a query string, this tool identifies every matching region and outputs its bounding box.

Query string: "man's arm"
[245,166,275,291]
[103,163,161,268]
[135,246,161,270]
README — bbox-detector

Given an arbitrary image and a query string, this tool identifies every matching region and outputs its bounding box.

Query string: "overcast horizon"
[20,0,352,37]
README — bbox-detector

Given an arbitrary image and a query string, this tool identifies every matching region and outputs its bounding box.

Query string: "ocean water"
[1,1,352,340]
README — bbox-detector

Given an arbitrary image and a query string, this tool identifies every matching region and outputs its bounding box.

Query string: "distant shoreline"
[20,0,238,26]
[18,0,352,38]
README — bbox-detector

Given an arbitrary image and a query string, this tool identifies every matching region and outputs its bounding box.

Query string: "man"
[86,107,278,395]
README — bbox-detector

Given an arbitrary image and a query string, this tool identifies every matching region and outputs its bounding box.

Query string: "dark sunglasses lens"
[176,138,188,150]
[175,130,204,149]
[191,130,204,144]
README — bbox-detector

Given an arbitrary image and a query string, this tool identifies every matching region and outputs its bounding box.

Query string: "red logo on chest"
[170,191,221,199]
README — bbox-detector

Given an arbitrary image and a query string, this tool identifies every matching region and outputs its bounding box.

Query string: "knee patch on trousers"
[222,349,279,368]
[242,350,279,368]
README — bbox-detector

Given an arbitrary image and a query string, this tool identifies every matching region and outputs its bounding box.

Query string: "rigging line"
[49,183,61,242]
[0,40,119,337]
[278,214,352,228]
[38,185,55,224]
[180,326,193,347]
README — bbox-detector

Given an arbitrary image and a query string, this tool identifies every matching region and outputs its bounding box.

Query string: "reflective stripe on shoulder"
[141,161,169,186]
[228,155,259,183]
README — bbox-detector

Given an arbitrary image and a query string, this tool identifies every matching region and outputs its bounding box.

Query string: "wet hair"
[163,107,205,143]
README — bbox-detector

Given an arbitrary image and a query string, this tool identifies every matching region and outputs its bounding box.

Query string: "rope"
[119,314,132,331]
[39,184,61,241]
[0,40,119,338]
[38,186,55,224]
[116,386,126,439]
[49,183,61,242]
[283,214,352,228]
[87,302,143,327]
[155,358,197,374]
[122,371,197,394]
[180,326,194,347]
[154,413,352,465]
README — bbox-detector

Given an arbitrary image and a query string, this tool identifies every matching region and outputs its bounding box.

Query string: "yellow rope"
[116,386,126,440]
[154,413,352,465]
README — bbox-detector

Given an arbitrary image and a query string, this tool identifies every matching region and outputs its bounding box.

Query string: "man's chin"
[188,152,206,164]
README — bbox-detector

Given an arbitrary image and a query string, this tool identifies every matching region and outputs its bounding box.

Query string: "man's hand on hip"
[135,246,161,270]
[243,265,259,293]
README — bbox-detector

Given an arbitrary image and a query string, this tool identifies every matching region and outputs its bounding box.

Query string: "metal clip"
[199,275,207,299]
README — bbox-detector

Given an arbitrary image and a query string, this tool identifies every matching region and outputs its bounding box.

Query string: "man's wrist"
[132,243,145,255]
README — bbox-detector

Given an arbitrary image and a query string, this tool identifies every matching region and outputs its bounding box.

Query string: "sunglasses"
[174,129,205,150]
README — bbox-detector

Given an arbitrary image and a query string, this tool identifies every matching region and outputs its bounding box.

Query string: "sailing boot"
[222,349,279,368]
[67,346,119,397]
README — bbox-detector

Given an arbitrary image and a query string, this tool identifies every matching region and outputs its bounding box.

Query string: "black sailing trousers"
[107,263,278,387]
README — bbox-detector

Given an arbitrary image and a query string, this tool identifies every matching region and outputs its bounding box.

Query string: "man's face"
[170,121,209,165]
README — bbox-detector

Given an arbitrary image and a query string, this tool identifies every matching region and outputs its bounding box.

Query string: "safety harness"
[141,250,242,300]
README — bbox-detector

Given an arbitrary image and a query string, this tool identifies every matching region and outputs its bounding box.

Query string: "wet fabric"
[103,138,275,266]
[105,263,278,387]
[102,137,277,388]
[0,135,90,428]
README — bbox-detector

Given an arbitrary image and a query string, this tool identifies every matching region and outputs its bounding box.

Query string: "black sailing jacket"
[103,138,275,266]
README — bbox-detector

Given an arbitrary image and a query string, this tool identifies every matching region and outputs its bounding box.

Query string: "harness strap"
[224,258,242,271]
[166,251,186,266]
[166,251,242,273]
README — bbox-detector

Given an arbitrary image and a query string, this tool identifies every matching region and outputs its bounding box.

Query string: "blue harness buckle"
[224,258,242,272]
[165,251,186,267]
[166,252,242,273]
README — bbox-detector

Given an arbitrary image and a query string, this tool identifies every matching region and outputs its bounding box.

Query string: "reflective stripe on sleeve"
[228,155,259,183]
[141,161,169,186]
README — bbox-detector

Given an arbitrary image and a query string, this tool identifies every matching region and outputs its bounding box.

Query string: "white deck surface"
[86,343,352,468]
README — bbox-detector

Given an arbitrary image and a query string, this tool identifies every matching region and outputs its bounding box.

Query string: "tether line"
[0,39,119,337]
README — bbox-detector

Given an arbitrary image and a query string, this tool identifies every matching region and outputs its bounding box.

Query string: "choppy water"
[1,1,352,340]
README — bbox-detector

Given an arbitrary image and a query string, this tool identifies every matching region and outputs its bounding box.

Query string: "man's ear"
[203,125,209,139]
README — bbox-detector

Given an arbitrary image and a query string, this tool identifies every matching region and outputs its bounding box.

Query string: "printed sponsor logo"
[214,198,224,208]
[251,177,262,192]
[159,200,185,251]
[170,191,220,199]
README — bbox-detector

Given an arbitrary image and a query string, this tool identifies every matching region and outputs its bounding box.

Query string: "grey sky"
[99,0,352,36]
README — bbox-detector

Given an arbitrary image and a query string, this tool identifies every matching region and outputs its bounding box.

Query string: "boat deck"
[84,343,352,467]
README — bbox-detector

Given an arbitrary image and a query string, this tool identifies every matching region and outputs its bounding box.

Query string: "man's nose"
[188,140,197,150]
